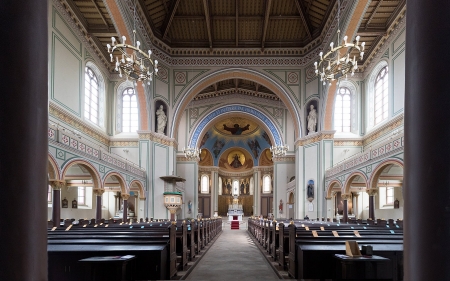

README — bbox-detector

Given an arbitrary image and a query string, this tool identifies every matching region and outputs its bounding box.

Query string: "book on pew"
[345,241,362,257]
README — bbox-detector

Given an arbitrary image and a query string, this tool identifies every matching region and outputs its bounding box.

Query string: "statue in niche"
[156,105,167,135]
[223,123,250,135]
[307,180,314,201]
[226,179,232,194]
[307,104,317,134]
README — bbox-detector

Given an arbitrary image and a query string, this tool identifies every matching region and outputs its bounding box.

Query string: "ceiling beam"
[295,0,312,40]
[261,0,272,51]
[365,0,383,28]
[357,28,386,36]
[161,0,180,39]
[137,0,161,37]
[90,0,109,28]
[235,0,239,47]
[202,0,213,50]
[174,15,302,20]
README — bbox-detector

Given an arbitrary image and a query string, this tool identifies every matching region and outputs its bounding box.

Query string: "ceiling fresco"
[199,117,273,168]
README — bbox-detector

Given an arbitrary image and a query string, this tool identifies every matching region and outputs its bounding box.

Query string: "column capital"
[351,192,360,197]
[49,180,66,190]
[94,189,105,196]
[366,189,378,196]
[121,194,130,200]
[341,193,352,200]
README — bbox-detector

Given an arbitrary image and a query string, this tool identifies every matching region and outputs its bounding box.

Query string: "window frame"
[374,66,389,125]
[78,186,86,206]
[121,87,139,133]
[262,175,271,194]
[334,87,352,133]
[200,174,209,194]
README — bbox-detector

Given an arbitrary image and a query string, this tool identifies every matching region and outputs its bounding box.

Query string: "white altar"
[228,196,243,221]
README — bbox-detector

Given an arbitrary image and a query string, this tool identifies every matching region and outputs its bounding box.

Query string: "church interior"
[2,0,450,280]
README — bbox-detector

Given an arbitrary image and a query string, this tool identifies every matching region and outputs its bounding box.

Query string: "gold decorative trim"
[138,131,178,147]
[199,166,220,173]
[366,189,378,196]
[272,156,295,162]
[341,193,352,200]
[334,140,363,146]
[49,103,110,146]
[295,131,336,147]
[49,180,66,190]
[109,141,139,147]
[363,114,404,147]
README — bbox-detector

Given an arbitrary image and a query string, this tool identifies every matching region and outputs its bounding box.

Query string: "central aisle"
[185,221,280,280]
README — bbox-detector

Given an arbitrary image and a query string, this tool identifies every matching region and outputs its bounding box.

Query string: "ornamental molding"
[199,166,220,173]
[218,169,258,178]
[49,180,66,190]
[363,113,404,147]
[273,156,296,163]
[94,188,106,196]
[334,139,364,146]
[109,141,139,147]
[295,131,336,147]
[366,189,378,196]
[122,194,130,200]
[49,102,110,146]
[138,131,178,147]
[176,156,197,162]
[341,193,352,200]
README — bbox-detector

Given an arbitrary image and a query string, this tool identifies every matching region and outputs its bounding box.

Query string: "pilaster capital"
[351,192,360,197]
[121,194,130,200]
[49,180,66,190]
[366,189,378,196]
[341,193,352,200]
[94,189,105,196]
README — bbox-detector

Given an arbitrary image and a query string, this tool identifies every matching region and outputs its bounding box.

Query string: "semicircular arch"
[170,68,302,139]
[343,171,368,194]
[48,153,61,180]
[61,159,102,189]
[326,180,342,199]
[369,159,404,190]
[129,180,146,199]
[103,171,129,194]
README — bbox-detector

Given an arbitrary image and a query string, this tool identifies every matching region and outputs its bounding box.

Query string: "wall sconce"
[123,149,129,153]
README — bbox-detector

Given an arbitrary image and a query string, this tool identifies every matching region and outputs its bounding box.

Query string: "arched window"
[334,87,352,132]
[122,87,139,133]
[374,66,389,125]
[84,67,99,124]
[201,175,209,194]
[263,175,271,194]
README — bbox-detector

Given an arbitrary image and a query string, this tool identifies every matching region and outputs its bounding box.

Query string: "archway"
[343,172,368,219]
[103,172,129,220]
[170,68,302,139]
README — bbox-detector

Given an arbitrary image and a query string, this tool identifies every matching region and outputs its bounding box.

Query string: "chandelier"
[270,145,288,157]
[107,31,158,85]
[183,146,201,161]
[314,0,365,85]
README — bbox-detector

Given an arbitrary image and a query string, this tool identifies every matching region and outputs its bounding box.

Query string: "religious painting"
[199,132,210,147]
[62,197,68,208]
[262,131,272,146]
[307,180,315,201]
[228,150,245,168]
[247,139,261,159]
[72,199,78,209]
[214,117,258,136]
[213,139,225,158]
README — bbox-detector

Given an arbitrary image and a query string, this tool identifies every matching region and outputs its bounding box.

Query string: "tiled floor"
[185,222,280,280]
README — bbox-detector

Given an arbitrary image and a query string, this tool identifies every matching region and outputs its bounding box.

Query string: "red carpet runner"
[231,221,239,230]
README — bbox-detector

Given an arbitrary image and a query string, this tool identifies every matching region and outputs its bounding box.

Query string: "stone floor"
[184,220,280,280]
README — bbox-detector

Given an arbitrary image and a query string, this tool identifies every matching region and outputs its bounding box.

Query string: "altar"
[227,195,243,221]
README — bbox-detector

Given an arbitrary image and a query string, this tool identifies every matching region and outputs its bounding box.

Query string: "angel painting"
[213,139,225,158]
[247,139,261,159]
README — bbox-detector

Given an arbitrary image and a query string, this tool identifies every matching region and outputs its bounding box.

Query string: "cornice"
[199,166,220,173]
[363,113,404,147]
[138,131,178,147]
[334,139,363,146]
[49,102,110,146]
[109,141,139,147]
[295,131,336,147]
[273,156,295,163]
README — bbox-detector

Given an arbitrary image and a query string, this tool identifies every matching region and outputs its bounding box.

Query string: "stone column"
[0,1,48,279]
[367,189,377,220]
[352,192,360,218]
[122,194,130,222]
[341,194,351,223]
[50,180,66,227]
[94,189,105,222]
[405,1,450,280]
[325,196,333,220]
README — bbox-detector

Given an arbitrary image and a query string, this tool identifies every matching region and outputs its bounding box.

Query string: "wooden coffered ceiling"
[142,0,334,49]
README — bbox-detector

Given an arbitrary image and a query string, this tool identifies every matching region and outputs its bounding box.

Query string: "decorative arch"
[103,171,129,194]
[170,68,302,139]
[326,180,343,199]
[288,192,295,204]
[343,171,368,194]
[189,104,283,147]
[369,159,404,190]
[48,153,60,180]
[129,180,146,199]
[61,159,102,189]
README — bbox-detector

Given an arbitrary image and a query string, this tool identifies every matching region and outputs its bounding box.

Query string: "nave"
[186,220,280,281]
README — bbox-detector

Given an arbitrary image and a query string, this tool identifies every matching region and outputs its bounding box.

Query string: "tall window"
[386,187,394,205]
[263,175,271,194]
[334,87,352,132]
[78,186,86,205]
[122,88,139,132]
[84,67,99,124]
[48,184,52,202]
[374,66,389,125]
[201,175,209,194]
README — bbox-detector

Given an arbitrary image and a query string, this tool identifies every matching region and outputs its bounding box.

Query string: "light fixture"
[270,144,288,157]
[314,0,365,85]
[106,0,158,86]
